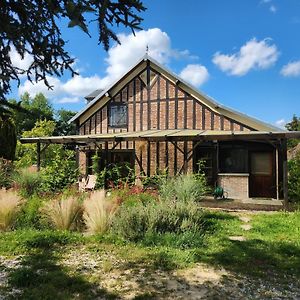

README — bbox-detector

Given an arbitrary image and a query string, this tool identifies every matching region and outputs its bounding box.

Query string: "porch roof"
[20,129,300,145]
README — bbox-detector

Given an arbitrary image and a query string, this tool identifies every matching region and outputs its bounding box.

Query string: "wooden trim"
[147,141,151,176]
[282,139,288,209]
[184,141,188,173]
[133,79,136,131]
[135,154,146,176]
[147,61,151,130]
[156,142,160,172]
[175,86,178,129]
[220,116,224,130]
[166,81,169,129]
[157,75,160,129]
[100,110,103,133]
[140,78,143,131]
[202,106,205,130]
[184,93,187,129]
[165,141,169,169]
[211,112,214,130]
[193,99,196,129]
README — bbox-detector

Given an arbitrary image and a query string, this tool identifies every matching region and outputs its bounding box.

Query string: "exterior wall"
[218,174,249,199]
[78,66,254,176]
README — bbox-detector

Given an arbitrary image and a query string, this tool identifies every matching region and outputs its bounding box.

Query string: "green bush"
[159,173,209,202]
[110,198,205,248]
[13,169,43,197]
[15,195,46,229]
[288,154,300,202]
[0,158,14,188]
[40,148,78,192]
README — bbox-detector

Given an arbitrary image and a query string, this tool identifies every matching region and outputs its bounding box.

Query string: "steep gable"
[71,55,280,133]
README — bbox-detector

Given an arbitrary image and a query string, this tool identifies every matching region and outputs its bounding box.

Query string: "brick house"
[22,55,300,201]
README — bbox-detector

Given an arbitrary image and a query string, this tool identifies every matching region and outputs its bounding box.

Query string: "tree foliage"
[0,0,145,101]
[54,109,77,136]
[286,114,300,149]
[16,119,57,168]
[0,114,17,160]
[9,93,54,136]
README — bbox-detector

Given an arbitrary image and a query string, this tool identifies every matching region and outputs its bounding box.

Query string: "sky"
[9,0,300,128]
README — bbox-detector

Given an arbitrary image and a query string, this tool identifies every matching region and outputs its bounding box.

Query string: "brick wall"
[218,174,249,199]
[78,67,254,176]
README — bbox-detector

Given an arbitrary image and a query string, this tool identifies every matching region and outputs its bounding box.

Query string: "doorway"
[249,151,276,198]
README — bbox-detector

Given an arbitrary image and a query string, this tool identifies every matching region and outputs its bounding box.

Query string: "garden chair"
[84,175,97,191]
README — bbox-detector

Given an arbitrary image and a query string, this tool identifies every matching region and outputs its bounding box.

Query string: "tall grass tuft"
[13,169,42,197]
[41,196,82,230]
[83,190,116,234]
[0,189,22,231]
[159,173,209,203]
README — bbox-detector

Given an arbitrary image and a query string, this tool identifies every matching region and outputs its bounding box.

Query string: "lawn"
[0,209,299,299]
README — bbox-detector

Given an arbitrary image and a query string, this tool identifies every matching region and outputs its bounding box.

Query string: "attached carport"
[20,129,300,208]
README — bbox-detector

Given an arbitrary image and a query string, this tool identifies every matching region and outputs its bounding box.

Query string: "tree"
[16,119,57,168]
[0,114,17,160]
[54,109,77,136]
[286,114,300,132]
[0,0,145,103]
[10,93,54,136]
[286,114,300,149]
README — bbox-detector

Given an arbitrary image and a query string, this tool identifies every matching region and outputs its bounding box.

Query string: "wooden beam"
[282,139,289,210]
[170,140,184,155]
[37,141,41,171]
[276,146,279,200]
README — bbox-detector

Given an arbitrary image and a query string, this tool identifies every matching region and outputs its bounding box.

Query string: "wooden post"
[37,141,41,172]
[282,139,289,210]
[275,145,279,200]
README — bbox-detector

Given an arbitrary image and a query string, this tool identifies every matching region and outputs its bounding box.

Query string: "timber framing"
[20,129,300,145]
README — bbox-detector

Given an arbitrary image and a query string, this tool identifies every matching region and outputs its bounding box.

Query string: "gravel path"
[1,247,299,299]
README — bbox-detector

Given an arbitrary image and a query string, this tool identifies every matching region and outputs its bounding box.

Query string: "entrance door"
[249,152,275,198]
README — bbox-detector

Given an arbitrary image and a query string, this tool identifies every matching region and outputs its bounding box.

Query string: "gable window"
[109,103,127,127]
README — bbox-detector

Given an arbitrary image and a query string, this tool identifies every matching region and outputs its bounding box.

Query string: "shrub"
[40,147,78,192]
[41,196,82,230]
[83,190,116,234]
[288,154,300,202]
[159,173,208,202]
[13,169,42,197]
[15,195,45,229]
[111,198,205,247]
[0,158,14,189]
[0,189,22,231]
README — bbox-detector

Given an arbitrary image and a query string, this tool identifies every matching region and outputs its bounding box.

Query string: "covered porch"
[20,129,300,207]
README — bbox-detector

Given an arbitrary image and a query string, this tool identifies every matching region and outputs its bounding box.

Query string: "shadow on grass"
[5,233,118,300]
[195,238,300,278]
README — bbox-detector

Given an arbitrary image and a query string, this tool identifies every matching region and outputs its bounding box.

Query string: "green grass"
[0,210,299,298]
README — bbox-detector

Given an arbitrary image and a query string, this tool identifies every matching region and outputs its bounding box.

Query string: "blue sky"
[9,0,300,127]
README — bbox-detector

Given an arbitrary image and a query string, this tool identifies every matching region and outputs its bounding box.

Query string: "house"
[21,55,300,202]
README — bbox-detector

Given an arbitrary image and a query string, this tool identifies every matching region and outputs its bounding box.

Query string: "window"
[109,103,127,127]
[219,148,248,173]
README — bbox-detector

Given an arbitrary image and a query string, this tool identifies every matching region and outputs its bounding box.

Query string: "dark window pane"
[220,148,247,173]
[109,104,127,127]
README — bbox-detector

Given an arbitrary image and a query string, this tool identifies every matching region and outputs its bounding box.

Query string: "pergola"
[20,129,300,208]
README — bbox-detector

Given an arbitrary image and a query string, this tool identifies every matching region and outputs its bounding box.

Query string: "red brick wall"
[78,68,253,176]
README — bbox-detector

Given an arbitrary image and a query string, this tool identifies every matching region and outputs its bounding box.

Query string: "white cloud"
[19,28,203,103]
[260,0,271,3]
[56,96,81,104]
[212,38,279,76]
[10,46,33,75]
[275,119,286,128]
[280,60,300,77]
[179,64,209,87]
[270,5,277,13]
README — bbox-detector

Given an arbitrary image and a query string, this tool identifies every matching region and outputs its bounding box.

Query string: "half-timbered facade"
[65,55,288,200]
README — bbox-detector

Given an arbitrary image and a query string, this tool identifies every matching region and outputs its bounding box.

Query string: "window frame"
[108,102,128,128]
